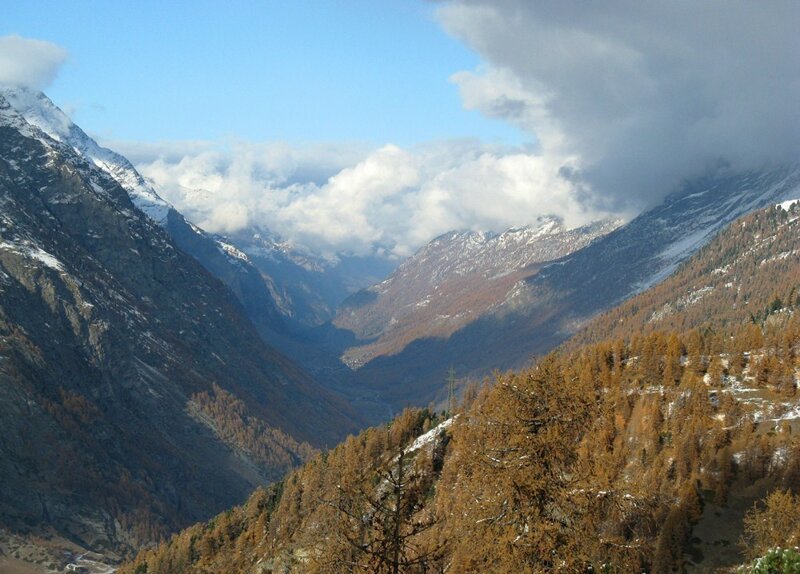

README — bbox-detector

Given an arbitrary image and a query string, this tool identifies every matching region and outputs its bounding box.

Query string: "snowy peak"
[231,227,332,273]
[1,86,81,143]
[386,216,620,292]
[0,85,171,224]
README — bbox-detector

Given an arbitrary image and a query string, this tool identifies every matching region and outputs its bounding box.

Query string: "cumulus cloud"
[437,1,800,210]
[130,139,599,258]
[0,35,68,89]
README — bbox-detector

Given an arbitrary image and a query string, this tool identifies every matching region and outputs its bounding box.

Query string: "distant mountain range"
[214,227,395,331]
[334,216,622,369]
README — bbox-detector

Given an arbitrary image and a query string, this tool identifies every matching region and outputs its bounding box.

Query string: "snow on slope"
[1,85,171,223]
[778,198,800,211]
[405,416,455,454]
[636,166,800,293]
[0,86,261,271]
[0,241,65,272]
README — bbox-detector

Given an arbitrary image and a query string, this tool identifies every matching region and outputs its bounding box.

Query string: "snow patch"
[405,417,455,454]
[1,85,173,225]
[777,198,800,211]
[217,240,250,263]
[0,240,64,271]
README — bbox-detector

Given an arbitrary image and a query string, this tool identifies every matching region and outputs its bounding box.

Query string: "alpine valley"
[2,86,800,573]
[121,199,800,573]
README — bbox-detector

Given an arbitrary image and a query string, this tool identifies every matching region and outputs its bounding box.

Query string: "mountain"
[526,164,800,320]
[334,217,622,369]
[0,91,361,565]
[1,86,290,345]
[0,86,398,427]
[118,198,800,574]
[340,164,800,410]
[142,178,396,334]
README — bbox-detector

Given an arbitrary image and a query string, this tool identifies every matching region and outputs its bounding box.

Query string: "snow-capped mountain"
[529,164,800,319]
[334,216,621,368]
[0,86,293,336]
[2,86,398,343]
[569,199,800,349]
[1,86,171,223]
[225,226,396,330]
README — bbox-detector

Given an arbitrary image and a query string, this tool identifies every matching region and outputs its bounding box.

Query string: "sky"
[3,1,523,145]
[2,1,799,258]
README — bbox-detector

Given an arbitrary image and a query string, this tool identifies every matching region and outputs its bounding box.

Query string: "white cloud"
[437,1,800,210]
[130,138,602,258]
[0,35,68,89]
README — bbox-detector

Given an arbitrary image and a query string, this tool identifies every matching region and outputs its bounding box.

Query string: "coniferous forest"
[119,204,800,572]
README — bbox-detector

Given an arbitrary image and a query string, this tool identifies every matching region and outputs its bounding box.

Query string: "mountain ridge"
[1,85,294,341]
[334,216,622,369]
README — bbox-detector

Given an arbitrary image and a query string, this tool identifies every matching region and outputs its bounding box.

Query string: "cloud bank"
[0,35,68,89]
[130,139,597,258]
[438,0,800,209]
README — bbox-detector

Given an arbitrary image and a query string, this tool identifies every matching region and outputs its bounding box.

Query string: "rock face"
[0,93,361,554]
[339,164,800,409]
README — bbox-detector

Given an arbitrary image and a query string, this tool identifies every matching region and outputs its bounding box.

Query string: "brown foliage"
[122,316,800,573]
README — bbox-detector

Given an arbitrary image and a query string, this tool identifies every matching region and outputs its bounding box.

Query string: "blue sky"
[3,0,524,146]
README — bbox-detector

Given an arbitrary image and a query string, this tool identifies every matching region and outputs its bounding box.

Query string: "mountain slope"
[334,217,621,369]
[1,87,403,392]
[224,226,396,331]
[0,93,360,560]
[570,199,800,348]
[1,88,407,430]
[530,164,800,319]
[345,164,800,409]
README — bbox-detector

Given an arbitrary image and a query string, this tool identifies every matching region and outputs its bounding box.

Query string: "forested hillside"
[121,316,800,572]
[118,200,800,572]
[571,202,800,349]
